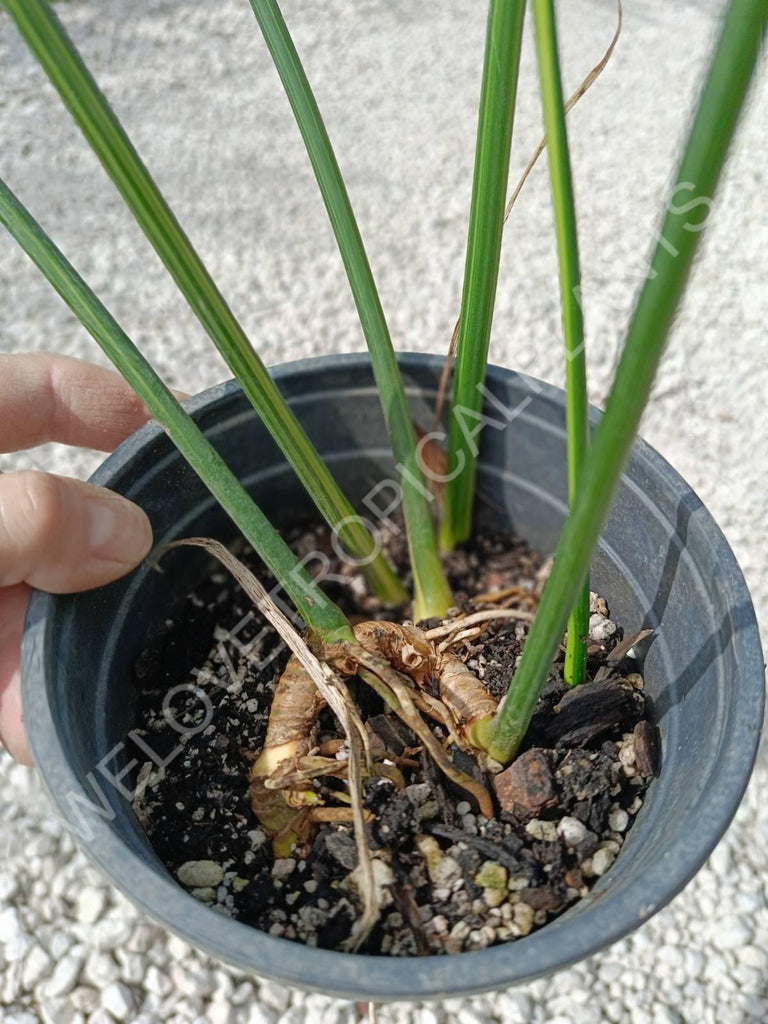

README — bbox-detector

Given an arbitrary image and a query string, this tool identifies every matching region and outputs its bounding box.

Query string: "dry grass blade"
[473,583,531,604]
[433,0,622,427]
[161,538,354,722]
[503,0,622,221]
[423,606,536,642]
[437,627,482,652]
[343,729,379,950]
[433,316,461,428]
[413,422,449,507]
[159,538,380,950]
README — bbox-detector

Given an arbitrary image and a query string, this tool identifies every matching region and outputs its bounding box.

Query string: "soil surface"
[128,520,656,956]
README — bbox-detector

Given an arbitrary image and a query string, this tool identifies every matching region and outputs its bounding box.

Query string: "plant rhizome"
[129,518,657,955]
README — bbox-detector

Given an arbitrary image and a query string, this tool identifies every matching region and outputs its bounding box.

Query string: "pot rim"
[21,352,765,1000]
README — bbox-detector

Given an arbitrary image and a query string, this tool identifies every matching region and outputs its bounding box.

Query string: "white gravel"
[1,0,767,1021]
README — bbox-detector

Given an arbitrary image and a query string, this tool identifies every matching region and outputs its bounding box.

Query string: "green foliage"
[246,0,452,621]
[2,0,764,766]
[532,0,589,686]
[440,0,527,551]
[485,0,767,763]
[2,0,407,608]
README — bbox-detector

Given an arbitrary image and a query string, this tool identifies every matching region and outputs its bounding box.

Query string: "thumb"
[0,471,153,592]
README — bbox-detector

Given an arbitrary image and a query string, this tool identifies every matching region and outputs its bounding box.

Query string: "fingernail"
[87,495,153,565]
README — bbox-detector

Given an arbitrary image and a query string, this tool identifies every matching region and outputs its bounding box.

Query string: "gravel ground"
[1,1,766,1022]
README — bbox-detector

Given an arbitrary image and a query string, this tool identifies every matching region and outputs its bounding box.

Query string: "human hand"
[0,353,156,764]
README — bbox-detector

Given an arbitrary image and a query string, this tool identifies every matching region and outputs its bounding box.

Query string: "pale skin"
[0,353,161,763]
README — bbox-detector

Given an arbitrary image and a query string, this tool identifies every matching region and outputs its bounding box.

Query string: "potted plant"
[2,0,765,1002]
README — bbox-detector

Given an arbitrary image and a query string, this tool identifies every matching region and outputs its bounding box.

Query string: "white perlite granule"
[1,0,766,1021]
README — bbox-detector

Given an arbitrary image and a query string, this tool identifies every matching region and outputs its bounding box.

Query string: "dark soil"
[127,521,656,956]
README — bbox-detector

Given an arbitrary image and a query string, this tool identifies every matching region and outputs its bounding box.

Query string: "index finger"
[0,352,169,453]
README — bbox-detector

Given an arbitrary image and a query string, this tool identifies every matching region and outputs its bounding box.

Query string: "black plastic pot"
[22,353,763,1001]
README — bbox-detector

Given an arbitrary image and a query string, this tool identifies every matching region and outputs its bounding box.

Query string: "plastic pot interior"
[22,353,764,1001]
